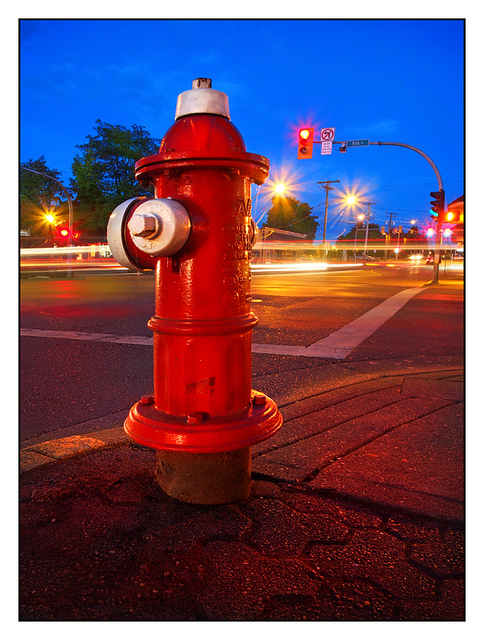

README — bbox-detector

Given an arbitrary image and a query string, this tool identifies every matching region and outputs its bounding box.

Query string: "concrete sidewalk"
[20,359,464,621]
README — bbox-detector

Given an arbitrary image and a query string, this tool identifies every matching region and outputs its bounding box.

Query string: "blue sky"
[20,18,464,241]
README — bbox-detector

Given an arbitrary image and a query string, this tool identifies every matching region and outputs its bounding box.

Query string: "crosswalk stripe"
[21,287,423,359]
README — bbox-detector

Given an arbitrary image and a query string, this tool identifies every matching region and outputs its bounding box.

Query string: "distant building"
[252,226,308,263]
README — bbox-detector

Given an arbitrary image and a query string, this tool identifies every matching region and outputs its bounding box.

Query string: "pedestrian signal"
[445,211,459,223]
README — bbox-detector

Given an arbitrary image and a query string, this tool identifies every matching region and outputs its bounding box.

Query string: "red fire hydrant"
[107,78,282,504]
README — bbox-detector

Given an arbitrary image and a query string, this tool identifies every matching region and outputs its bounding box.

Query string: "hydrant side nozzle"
[107,197,157,271]
[128,198,191,257]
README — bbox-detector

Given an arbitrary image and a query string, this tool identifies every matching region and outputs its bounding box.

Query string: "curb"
[20,427,130,474]
[21,364,464,475]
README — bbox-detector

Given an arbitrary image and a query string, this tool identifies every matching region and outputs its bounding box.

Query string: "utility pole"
[317,180,339,256]
[361,202,376,257]
[385,213,397,261]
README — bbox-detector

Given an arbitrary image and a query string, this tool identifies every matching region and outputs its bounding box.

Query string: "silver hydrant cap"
[175,78,230,120]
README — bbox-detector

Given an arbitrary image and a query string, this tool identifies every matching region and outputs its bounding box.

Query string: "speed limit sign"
[321,128,335,155]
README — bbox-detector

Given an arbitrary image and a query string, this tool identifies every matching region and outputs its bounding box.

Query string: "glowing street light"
[45,213,55,224]
[346,196,356,205]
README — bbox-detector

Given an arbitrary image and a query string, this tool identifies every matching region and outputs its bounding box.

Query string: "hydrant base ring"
[124,391,282,454]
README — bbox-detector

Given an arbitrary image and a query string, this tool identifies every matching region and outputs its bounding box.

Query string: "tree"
[337,221,383,242]
[20,157,67,236]
[337,222,387,258]
[265,195,319,239]
[71,120,160,232]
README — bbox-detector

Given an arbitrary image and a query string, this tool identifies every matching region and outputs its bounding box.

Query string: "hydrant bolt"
[253,394,267,406]
[186,412,205,424]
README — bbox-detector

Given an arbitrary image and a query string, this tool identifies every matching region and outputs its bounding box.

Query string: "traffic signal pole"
[332,139,445,284]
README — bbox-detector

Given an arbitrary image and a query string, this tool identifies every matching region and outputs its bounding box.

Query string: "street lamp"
[253,183,286,225]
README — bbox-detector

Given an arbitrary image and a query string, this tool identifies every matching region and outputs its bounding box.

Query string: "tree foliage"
[20,157,67,235]
[71,120,160,232]
[265,195,319,239]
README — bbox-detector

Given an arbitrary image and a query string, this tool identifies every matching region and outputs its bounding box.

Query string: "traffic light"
[298,127,314,159]
[430,190,445,220]
[56,225,70,244]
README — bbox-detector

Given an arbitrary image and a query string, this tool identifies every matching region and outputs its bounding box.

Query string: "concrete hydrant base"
[154,447,251,504]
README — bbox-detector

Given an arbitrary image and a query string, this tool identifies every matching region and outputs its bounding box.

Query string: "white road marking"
[304,287,423,359]
[251,343,306,356]
[21,287,423,359]
[20,328,153,346]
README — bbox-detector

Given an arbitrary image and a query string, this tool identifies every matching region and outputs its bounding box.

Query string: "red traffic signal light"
[298,127,314,159]
[55,225,70,243]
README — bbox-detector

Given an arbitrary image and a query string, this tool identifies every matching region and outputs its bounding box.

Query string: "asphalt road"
[20,262,463,444]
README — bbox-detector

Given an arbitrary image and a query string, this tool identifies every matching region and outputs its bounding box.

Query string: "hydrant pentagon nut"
[175,77,230,120]
[127,198,191,257]
[128,212,158,238]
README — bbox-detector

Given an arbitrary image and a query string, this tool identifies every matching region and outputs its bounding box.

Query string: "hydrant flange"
[125,390,282,454]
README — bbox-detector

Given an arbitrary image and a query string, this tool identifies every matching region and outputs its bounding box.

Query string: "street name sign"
[321,128,335,155]
[347,139,369,147]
